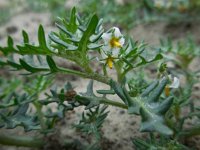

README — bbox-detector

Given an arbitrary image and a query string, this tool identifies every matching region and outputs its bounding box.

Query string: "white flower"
[99,50,117,69]
[165,75,180,96]
[100,27,125,69]
[101,27,125,57]
[168,75,180,88]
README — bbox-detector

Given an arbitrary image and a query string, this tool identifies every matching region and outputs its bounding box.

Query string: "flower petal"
[169,77,180,88]
[102,33,112,44]
[102,45,112,53]
[100,50,108,59]
[113,27,122,38]
[119,37,125,46]
[112,48,120,57]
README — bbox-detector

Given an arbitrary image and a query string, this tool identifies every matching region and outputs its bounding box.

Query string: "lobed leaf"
[111,77,174,135]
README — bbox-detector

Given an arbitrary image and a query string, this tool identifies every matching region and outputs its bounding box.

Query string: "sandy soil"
[0,1,200,150]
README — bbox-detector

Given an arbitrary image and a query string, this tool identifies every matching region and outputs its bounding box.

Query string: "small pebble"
[6,26,18,34]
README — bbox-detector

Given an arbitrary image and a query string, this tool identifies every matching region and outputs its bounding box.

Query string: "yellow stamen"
[165,86,170,96]
[109,37,121,48]
[106,56,114,69]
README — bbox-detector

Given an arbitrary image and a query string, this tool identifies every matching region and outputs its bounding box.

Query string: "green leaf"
[136,53,163,68]
[74,105,108,140]
[140,107,173,135]
[16,25,53,55]
[22,30,29,43]
[19,59,49,73]
[68,7,78,33]
[141,81,158,97]
[87,43,103,50]
[7,60,23,70]
[49,32,78,50]
[75,81,106,109]
[111,77,173,135]
[38,25,48,50]
[148,78,168,102]
[0,104,40,131]
[89,30,104,43]
[0,36,17,55]
[96,90,115,95]
[78,14,99,53]
[110,80,128,105]
[46,56,58,72]
[55,23,73,37]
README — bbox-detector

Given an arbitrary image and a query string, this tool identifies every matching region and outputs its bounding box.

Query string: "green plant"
[0,7,197,149]
[151,36,200,149]
[132,136,189,150]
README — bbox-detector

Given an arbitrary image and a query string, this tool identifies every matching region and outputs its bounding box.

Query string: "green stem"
[0,132,44,148]
[114,60,124,83]
[149,132,155,144]
[121,66,132,81]
[100,99,128,109]
[34,102,46,130]
[58,67,110,84]
[56,51,93,73]
[4,50,110,84]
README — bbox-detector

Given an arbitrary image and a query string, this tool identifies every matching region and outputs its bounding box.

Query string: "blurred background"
[0,0,200,150]
[1,0,200,46]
